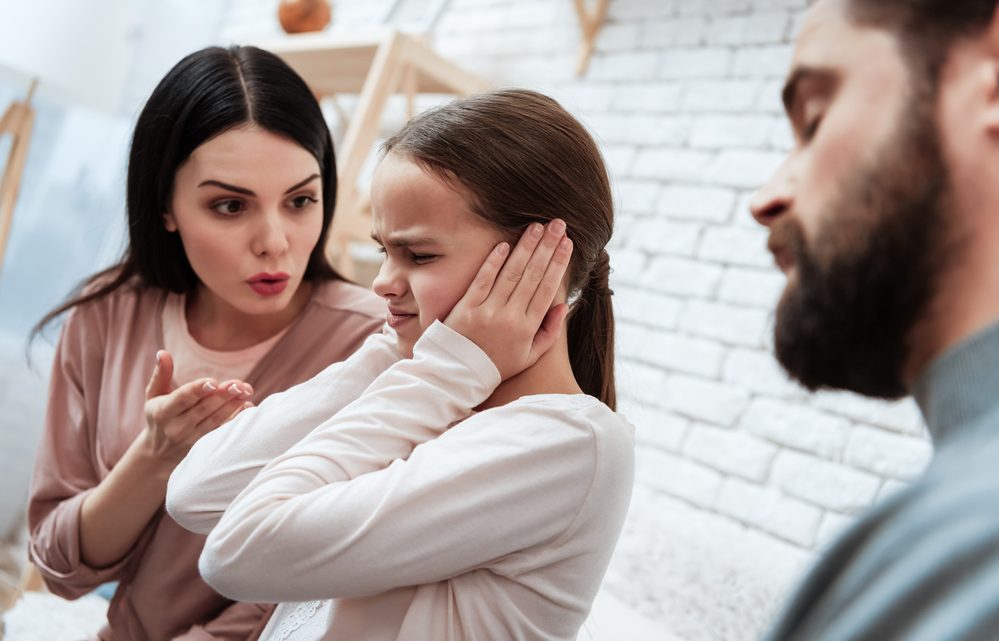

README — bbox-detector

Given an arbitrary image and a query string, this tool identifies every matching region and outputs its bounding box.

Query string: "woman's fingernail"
[202,381,217,392]
[530,223,543,238]
[550,219,566,235]
[497,242,510,256]
[242,384,253,395]
[228,383,242,395]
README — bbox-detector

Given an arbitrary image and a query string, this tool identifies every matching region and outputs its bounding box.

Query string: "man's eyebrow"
[782,66,838,116]
[369,232,439,247]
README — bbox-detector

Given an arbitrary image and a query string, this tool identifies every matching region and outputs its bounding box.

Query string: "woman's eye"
[411,253,437,264]
[211,199,245,216]
[290,195,318,209]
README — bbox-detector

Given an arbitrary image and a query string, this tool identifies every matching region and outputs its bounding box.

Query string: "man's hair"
[847,1,997,86]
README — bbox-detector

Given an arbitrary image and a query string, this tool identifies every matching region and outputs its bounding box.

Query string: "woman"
[27,46,384,640]
[168,89,635,641]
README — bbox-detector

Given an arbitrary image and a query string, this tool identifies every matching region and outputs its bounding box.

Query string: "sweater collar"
[913,321,999,444]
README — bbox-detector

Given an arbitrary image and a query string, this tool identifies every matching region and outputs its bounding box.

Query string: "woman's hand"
[141,350,254,467]
[445,219,573,381]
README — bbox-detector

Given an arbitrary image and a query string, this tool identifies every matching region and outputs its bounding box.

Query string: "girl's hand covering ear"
[445,219,573,381]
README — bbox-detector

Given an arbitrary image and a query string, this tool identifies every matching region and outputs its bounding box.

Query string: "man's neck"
[904,240,999,387]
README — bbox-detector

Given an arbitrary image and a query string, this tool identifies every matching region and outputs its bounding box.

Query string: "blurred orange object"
[278,0,332,34]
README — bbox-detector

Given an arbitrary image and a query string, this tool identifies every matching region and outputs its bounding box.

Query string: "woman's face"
[166,125,323,319]
[370,153,505,358]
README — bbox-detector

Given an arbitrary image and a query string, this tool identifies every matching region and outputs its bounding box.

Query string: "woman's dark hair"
[382,89,616,409]
[33,45,341,339]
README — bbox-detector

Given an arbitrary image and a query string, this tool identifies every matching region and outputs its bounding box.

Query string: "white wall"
[222,1,934,639]
[0,1,935,638]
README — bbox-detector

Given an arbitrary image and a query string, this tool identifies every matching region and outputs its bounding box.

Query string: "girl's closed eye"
[374,245,438,264]
[410,252,438,264]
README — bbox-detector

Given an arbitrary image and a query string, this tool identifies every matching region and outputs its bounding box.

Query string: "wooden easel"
[0,79,36,273]
[263,30,490,280]
[573,0,610,76]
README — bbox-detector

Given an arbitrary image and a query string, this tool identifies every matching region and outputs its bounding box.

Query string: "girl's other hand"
[445,219,573,380]
[141,350,254,467]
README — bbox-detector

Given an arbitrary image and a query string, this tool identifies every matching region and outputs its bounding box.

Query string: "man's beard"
[773,98,951,399]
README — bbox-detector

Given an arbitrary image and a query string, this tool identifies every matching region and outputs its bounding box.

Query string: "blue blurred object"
[95,582,118,601]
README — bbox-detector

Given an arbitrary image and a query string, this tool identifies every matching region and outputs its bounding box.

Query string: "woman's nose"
[251,210,290,257]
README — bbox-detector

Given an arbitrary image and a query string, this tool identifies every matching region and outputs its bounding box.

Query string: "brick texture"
[220,1,933,639]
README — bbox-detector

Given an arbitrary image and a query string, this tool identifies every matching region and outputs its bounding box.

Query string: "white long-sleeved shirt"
[167,321,635,641]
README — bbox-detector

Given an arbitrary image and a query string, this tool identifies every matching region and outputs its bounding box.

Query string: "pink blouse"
[27,278,384,641]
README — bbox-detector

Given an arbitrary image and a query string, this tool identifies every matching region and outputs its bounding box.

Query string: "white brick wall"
[221,1,931,639]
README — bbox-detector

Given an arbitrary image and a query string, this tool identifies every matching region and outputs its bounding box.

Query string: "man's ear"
[163,211,178,233]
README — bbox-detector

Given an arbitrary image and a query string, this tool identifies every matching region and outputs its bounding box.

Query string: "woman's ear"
[163,211,178,233]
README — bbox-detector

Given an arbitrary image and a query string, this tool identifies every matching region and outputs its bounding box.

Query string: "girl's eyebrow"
[370,231,439,248]
[197,173,320,196]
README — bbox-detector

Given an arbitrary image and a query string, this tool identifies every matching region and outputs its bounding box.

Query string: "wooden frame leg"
[0,100,35,273]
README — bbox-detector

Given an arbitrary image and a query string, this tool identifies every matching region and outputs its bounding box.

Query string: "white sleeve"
[198,323,600,603]
[166,330,400,535]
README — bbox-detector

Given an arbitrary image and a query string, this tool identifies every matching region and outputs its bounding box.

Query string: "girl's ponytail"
[568,249,616,410]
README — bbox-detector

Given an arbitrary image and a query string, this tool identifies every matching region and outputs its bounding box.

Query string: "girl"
[168,89,634,641]
[27,46,383,640]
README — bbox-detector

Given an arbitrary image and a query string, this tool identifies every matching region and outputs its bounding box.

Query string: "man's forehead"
[789,0,901,85]
[793,0,854,68]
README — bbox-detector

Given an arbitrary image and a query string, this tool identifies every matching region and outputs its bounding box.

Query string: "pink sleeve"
[173,602,274,641]
[27,304,137,598]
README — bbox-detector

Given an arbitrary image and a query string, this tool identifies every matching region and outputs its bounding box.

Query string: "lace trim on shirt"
[272,600,324,640]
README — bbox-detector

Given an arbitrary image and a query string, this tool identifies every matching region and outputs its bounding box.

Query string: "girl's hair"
[32,45,341,339]
[382,89,616,409]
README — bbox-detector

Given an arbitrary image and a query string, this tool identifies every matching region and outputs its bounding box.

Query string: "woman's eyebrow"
[284,174,320,194]
[198,180,254,195]
[196,173,320,196]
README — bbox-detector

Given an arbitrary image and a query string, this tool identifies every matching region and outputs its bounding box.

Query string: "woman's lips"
[246,272,290,297]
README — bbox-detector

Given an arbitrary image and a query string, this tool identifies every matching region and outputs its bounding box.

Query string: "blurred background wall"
[0,1,932,639]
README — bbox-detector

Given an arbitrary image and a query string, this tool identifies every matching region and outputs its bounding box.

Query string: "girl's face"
[370,153,505,358]
[166,125,323,320]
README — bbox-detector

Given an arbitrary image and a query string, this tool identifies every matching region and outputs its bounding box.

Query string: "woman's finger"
[510,219,567,311]
[158,378,220,418]
[145,351,175,401]
[194,396,250,438]
[525,235,573,325]
[178,381,251,427]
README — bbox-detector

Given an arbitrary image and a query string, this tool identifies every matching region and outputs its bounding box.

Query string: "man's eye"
[211,199,244,216]
[411,253,437,264]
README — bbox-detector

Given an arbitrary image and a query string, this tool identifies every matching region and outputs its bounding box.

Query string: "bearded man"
[749,0,999,639]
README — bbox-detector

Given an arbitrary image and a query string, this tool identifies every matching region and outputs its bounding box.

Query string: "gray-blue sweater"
[763,322,999,641]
